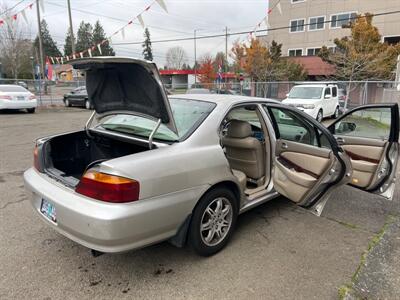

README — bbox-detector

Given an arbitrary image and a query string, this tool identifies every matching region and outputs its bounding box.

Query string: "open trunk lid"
[71,57,178,134]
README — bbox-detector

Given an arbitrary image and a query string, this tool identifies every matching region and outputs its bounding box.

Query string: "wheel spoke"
[221,205,230,218]
[220,219,230,227]
[206,207,216,218]
[215,228,222,239]
[204,227,216,243]
[201,220,212,231]
[215,199,223,214]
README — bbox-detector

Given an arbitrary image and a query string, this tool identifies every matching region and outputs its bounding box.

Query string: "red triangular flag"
[0,20,4,26]
[12,14,17,20]
[29,3,33,9]
[267,8,272,14]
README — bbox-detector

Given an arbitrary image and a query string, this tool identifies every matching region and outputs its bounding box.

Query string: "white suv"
[282,84,340,122]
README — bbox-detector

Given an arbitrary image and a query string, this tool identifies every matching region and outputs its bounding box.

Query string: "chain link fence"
[1,78,399,108]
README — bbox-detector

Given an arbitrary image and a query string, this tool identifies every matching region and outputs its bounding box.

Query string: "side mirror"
[336,121,356,134]
[71,91,75,94]
[324,94,331,99]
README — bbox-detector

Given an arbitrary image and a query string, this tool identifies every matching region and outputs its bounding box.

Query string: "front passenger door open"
[265,105,351,216]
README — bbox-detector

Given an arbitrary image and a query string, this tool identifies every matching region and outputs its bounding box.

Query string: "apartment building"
[261,0,400,57]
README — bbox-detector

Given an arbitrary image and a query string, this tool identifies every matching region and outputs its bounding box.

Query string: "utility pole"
[67,0,76,54]
[194,29,197,85]
[225,26,228,84]
[35,0,45,101]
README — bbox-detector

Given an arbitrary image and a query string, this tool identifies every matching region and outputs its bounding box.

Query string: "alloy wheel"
[200,197,233,246]
[317,110,323,122]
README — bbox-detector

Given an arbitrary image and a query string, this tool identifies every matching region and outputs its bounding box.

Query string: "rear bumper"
[23,168,205,253]
[0,99,37,109]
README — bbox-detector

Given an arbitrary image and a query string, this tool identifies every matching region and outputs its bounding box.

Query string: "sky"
[1,0,269,66]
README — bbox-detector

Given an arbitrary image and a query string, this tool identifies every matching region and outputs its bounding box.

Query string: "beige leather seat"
[221,120,265,182]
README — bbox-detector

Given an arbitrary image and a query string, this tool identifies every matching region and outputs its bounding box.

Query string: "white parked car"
[282,84,340,122]
[0,84,37,113]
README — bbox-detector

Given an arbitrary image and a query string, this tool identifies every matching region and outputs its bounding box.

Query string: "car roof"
[171,93,280,106]
[292,84,337,87]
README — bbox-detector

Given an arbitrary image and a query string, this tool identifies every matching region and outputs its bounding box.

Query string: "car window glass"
[332,87,337,97]
[0,85,27,92]
[100,98,215,142]
[226,106,261,128]
[288,86,323,99]
[266,106,321,146]
[334,107,391,140]
[324,88,331,97]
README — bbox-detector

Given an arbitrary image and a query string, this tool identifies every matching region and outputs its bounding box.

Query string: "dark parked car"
[63,86,92,109]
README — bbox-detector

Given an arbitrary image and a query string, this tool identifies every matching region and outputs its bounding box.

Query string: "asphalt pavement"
[0,108,399,299]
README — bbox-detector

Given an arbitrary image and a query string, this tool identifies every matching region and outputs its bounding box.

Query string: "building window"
[288,49,303,56]
[309,16,325,31]
[290,19,305,32]
[328,46,336,53]
[331,12,357,28]
[307,48,321,56]
[383,36,400,46]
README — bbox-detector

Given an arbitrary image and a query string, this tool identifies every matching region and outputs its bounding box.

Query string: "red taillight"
[76,170,140,203]
[29,95,36,100]
[33,146,40,170]
[0,95,12,100]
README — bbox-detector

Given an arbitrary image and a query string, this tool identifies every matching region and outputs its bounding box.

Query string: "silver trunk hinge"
[148,119,162,149]
[85,111,96,138]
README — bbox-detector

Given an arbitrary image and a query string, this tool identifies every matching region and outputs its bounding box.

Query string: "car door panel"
[265,105,351,215]
[329,104,399,199]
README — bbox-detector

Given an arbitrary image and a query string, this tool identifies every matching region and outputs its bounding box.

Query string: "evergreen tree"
[142,28,153,61]
[64,27,73,56]
[34,20,61,60]
[92,20,114,56]
[76,21,93,53]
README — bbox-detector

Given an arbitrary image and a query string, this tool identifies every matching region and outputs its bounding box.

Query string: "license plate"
[17,96,25,100]
[40,199,57,223]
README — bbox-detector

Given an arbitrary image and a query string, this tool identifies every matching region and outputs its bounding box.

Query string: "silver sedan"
[24,57,399,256]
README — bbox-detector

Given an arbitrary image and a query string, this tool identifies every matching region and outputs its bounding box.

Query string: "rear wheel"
[189,187,238,256]
[332,106,339,119]
[316,109,323,122]
[64,99,70,107]
[27,108,35,113]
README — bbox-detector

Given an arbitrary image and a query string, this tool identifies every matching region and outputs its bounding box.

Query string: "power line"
[113,9,400,46]
[0,0,26,17]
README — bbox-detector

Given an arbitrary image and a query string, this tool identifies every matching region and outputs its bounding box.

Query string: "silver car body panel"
[24,94,350,253]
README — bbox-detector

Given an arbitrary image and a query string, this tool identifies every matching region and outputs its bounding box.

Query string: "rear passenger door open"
[264,104,351,216]
[328,104,399,200]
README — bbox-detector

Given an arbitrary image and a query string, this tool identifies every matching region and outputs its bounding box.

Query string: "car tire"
[332,106,339,119]
[64,99,70,107]
[85,99,91,110]
[188,187,238,257]
[316,109,323,122]
[27,108,35,113]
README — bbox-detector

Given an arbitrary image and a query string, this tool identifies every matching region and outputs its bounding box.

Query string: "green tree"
[64,27,73,56]
[92,20,114,56]
[76,21,93,53]
[34,20,62,60]
[319,13,400,108]
[142,28,153,61]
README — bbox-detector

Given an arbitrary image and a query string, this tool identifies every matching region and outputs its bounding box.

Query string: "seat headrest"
[227,120,252,138]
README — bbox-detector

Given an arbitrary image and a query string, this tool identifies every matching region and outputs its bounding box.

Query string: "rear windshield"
[288,86,323,99]
[100,98,215,142]
[0,85,28,92]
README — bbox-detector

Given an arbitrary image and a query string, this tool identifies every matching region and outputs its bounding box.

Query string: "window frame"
[306,47,322,56]
[308,15,326,31]
[330,11,358,29]
[289,18,306,33]
[288,48,303,57]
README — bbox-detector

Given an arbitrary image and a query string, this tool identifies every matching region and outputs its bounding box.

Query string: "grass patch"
[337,215,397,299]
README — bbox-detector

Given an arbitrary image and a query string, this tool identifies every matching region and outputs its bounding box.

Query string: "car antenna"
[148,119,161,150]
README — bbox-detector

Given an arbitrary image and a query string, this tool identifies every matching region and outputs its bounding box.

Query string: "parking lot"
[1,108,399,299]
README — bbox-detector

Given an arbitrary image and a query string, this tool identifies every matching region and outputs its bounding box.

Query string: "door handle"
[336,137,345,145]
[281,142,288,149]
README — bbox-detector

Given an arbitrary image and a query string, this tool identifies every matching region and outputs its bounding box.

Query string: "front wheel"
[64,99,70,107]
[332,106,339,119]
[27,108,35,113]
[189,187,238,256]
[316,109,323,122]
[85,99,91,110]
